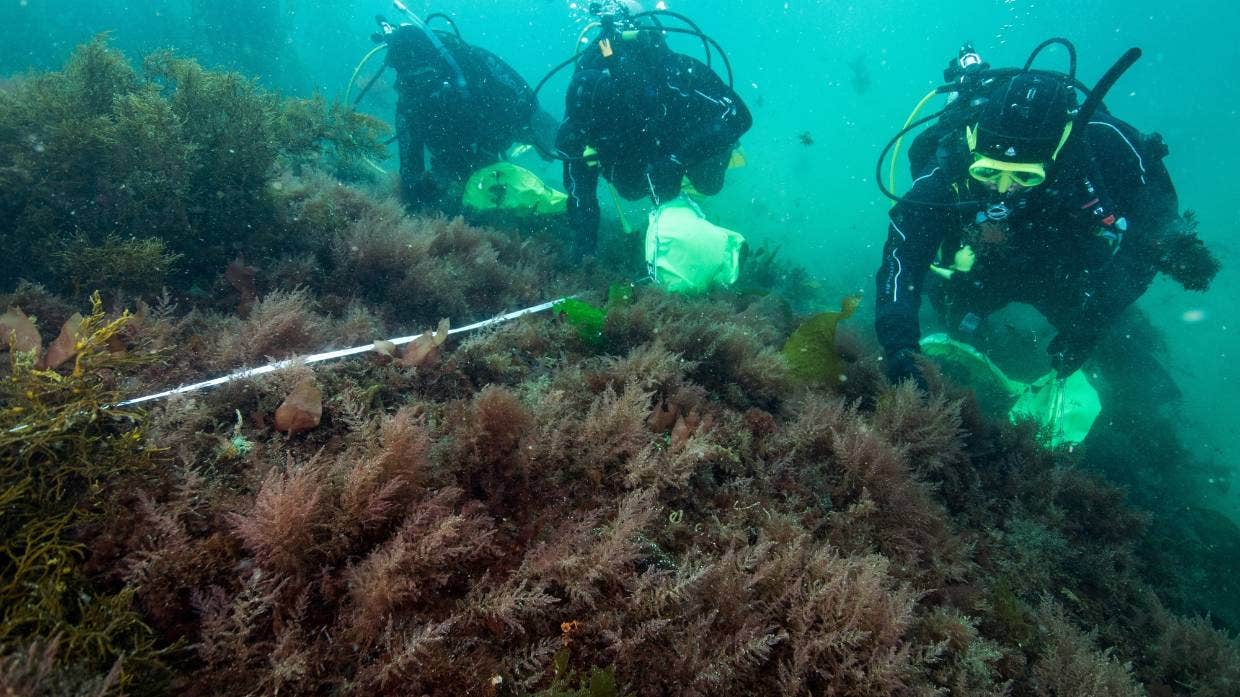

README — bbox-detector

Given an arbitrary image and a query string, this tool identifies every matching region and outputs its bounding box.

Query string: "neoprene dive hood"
[876,38,1144,208]
[972,72,1078,164]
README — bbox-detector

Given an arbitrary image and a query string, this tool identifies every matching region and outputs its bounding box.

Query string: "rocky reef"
[1,42,1237,697]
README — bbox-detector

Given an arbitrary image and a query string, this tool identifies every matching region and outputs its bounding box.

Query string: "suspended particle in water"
[1181,308,1206,323]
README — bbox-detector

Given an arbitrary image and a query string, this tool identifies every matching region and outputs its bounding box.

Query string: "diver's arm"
[874,174,954,358]
[1048,121,1178,374]
[1049,246,1157,375]
[1088,117,1180,233]
[394,100,432,207]
[559,123,600,253]
[558,69,608,253]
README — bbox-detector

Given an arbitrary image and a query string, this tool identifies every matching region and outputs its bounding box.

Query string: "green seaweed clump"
[530,648,622,697]
[554,286,637,350]
[0,294,166,691]
[56,235,183,298]
[781,294,861,387]
[555,298,610,350]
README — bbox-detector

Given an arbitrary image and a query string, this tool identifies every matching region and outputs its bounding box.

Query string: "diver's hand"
[1047,334,1088,377]
[885,347,928,392]
[647,155,685,200]
[407,173,440,208]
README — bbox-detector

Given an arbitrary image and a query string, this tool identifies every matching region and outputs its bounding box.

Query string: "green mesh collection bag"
[644,196,746,295]
[920,333,1101,448]
[462,163,567,217]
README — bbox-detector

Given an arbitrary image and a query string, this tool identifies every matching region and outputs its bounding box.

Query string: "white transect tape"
[116,297,566,407]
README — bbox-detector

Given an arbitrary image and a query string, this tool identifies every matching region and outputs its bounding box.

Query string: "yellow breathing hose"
[345,44,389,106]
[888,88,939,202]
[343,44,392,177]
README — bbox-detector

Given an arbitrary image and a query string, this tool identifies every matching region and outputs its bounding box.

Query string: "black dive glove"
[885,347,928,391]
[1047,333,1090,377]
[647,154,685,201]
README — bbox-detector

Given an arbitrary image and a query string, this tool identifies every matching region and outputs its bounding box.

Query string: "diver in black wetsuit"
[556,4,752,258]
[875,46,1216,387]
[380,17,558,212]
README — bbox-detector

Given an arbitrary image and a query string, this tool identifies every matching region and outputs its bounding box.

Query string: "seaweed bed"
[2,41,1239,697]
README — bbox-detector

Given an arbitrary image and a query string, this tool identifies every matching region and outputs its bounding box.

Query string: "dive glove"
[1047,333,1089,377]
[647,154,686,200]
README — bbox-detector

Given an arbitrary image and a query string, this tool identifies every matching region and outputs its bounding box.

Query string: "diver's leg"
[395,107,432,209]
[426,151,480,216]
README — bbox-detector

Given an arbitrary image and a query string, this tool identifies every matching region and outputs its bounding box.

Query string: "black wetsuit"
[389,27,557,209]
[875,112,1179,376]
[557,34,752,255]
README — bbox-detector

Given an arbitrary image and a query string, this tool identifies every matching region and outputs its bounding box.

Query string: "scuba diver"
[550,0,753,258]
[874,40,1218,389]
[366,8,559,212]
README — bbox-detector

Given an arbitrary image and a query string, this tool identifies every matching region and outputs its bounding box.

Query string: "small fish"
[798,131,814,147]
[849,55,871,95]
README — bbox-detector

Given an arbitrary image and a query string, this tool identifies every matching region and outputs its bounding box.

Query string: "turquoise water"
[2,0,1235,511]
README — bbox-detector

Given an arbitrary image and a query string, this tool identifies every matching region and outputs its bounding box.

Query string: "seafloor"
[2,41,1238,697]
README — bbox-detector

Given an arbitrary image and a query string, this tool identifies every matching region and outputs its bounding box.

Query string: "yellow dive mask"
[964,121,1072,193]
[967,156,1047,193]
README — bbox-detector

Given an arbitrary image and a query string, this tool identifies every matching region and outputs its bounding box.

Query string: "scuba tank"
[532,2,735,99]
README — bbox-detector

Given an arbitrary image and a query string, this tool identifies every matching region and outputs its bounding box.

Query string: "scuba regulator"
[588,0,636,31]
[942,44,989,108]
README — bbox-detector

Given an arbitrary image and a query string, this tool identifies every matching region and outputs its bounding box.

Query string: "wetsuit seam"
[1089,120,1146,184]
[888,219,908,304]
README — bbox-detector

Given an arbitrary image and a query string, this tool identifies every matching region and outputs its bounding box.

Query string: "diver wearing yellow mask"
[874,44,1216,389]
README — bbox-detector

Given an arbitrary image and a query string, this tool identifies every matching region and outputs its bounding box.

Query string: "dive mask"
[968,155,1046,193]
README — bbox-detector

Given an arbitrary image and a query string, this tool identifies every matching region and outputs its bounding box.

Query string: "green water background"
[2,0,1236,517]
